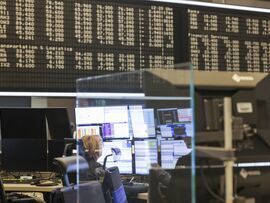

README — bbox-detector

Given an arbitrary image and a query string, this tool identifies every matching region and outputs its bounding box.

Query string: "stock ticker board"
[0,0,269,92]
[186,6,270,72]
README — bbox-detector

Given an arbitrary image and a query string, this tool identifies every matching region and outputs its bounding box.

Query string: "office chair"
[51,156,105,203]
[148,168,168,203]
[102,166,127,203]
[0,176,42,203]
[51,181,105,203]
[62,140,87,166]
[53,156,89,186]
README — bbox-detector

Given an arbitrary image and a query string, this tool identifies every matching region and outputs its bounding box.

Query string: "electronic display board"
[186,5,270,72]
[0,0,269,92]
[0,0,174,92]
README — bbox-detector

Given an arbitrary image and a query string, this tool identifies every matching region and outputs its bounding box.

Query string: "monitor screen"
[45,108,72,140]
[2,139,47,171]
[76,125,101,139]
[160,123,193,138]
[0,108,46,139]
[157,108,179,125]
[177,108,192,123]
[129,106,156,138]
[160,140,192,169]
[75,107,105,125]
[48,139,65,171]
[134,139,158,175]
[0,108,48,171]
[158,108,193,138]
[75,106,130,139]
[97,140,133,174]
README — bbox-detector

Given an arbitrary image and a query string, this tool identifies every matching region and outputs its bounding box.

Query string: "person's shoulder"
[90,159,102,168]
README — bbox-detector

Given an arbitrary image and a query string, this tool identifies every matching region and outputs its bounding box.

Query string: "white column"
[224,97,234,203]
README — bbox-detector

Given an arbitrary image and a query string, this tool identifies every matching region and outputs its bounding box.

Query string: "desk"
[137,192,148,202]
[6,183,148,202]
[4,183,62,203]
[4,183,62,193]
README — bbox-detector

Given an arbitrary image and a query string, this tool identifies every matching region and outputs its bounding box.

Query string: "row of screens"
[75,106,193,139]
[96,139,191,175]
[2,138,191,174]
[0,108,72,140]
[0,108,72,172]
[1,139,66,172]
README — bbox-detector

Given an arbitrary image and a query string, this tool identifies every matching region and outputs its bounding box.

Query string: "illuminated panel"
[187,6,270,72]
[0,0,174,92]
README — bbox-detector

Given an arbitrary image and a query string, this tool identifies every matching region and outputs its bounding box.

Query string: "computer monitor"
[193,71,270,162]
[129,106,156,138]
[45,108,72,139]
[76,125,102,138]
[194,72,267,134]
[134,139,158,175]
[160,123,193,138]
[177,108,192,122]
[158,107,193,138]
[160,140,191,169]
[1,139,47,171]
[48,139,65,171]
[150,166,270,203]
[97,140,133,174]
[0,108,48,171]
[157,108,179,125]
[0,108,46,139]
[75,106,130,139]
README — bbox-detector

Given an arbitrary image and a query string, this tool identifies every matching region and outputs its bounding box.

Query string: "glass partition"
[75,63,195,203]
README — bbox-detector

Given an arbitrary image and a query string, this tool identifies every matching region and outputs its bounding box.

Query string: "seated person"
[81,134,105,180]
[149,154,192,202]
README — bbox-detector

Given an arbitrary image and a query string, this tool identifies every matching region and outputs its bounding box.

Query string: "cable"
[200,166,225,202]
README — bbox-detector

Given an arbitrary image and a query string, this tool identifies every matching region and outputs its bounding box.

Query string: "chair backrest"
[102,167,127,203]
[62,143,75,157]
[53,156,89,186]
[148,168,167,203]
[62,139,86,157]
[51,181,105,203]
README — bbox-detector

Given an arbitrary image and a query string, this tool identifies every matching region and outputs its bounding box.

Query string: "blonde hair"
[82,135,103,161]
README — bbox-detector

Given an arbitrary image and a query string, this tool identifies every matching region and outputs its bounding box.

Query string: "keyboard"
[123,181,148,187]
[2,178,34,184]
[1,171,58,185]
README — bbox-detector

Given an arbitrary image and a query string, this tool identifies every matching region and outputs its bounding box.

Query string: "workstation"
[0,0,270,202]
